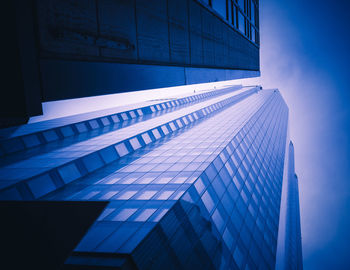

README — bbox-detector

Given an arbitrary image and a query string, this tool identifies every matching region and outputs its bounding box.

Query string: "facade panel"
[2,0,260,126]
[98,0,138,60]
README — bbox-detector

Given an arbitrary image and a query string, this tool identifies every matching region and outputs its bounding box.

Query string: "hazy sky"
[254,0,350,269]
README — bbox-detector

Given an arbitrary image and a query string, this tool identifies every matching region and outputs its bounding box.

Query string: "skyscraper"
[0,85,301,269]
[276,142,303,270]
[0,1,303,269]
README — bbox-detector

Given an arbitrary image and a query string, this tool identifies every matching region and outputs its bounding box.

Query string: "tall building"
[0,1,303,269]
[276,142,303,270]
[0,85,301,269]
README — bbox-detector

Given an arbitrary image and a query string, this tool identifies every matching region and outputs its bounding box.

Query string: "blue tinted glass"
[228,0,232,22]
[236,197,246,216]
[238,11,245,34]
[200,0,211,5]
[212,209,225,233]
[212,176,226,198]
[232,4,237,27]
[233,245,244,268]
[212,0,227,19]
[134,208,157,222]
[238,0,245,10]
[4,85,292,268]
[223,227,234,249]
[136,190,157,200]
[227,182,239,201]
[222,191,234,214]
[202,190,215,213]
[113,208,138,221]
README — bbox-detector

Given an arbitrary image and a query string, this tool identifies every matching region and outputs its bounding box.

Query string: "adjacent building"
[276,142,303,270]
[2,0,259,127]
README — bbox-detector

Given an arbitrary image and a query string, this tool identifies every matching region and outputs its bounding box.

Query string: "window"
[113,208,137,221]
[251,1,255,24]
[157,190,174,200]
[212,208,225,232]
[135,190,157,200]
[117,190,137,200]
[233,246,244,268]
[151,208,169,222]
[194,178,205,194]
[212,0,227,19]
[237,0,244,10]
[115,143,129,157]
[129,137,141,150]
[134,208,157,222]
[200,0,210,6]
[227,0,232,22]
[252,27,256,42]
[202,190,215,213]
[152,128,161,139]
[212,176,226,198]
[141,133,152,144]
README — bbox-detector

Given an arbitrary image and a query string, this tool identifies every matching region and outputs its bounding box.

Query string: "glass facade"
[0,85,302,269]
[201,0,260,45]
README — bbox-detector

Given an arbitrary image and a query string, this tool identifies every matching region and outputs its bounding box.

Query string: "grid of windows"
[176,91,288,269]
[42,88,288,269]
[0,85,241,157]
[0,87,255,200]
[201,0,259,45]
[0,79,294,269]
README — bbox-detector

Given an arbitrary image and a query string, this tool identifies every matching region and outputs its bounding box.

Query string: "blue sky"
[255,0,350,269]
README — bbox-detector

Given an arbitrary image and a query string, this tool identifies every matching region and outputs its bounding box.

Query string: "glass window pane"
[223,227,234,249]
[136,190,157,200]
[248,23,252,39]
[252,27,256,42]
[113,208,138,221]
[134,208,157,222]
[233,245,244,268]
[157,190,174,200]
[212,176,226,198]
[212,208,225,232]
[115,143,129,157]
[212,0,227,19]
[251,1,255,24]
[117,190,137,200]
[232,4,237,27]
[238,11,245,34]
[238,0,244,10]
[202,190,215,213]
[228,0,232,22]
[199,0,210,5]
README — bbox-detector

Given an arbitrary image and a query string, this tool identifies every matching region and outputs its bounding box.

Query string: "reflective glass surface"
[196,0,259,45]
[212,0,227,18]
[0,86,291,269]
